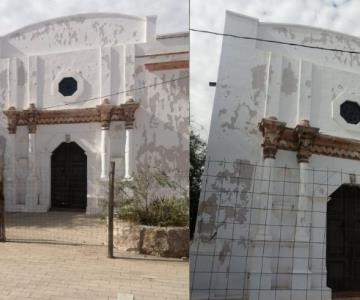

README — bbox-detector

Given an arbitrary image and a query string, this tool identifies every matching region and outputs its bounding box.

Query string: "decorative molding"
[156,32,189,39]
[123,98,138,129]
[6,107,18,134]
[144,60,189,71]
[258,117,286,159]
[26,103,40,134]
[331,92,360,133]
[3,99,139,134]
[259,117,360,162]
[96,98,114,130]
[135,51,189,58]
[295,120,319,163]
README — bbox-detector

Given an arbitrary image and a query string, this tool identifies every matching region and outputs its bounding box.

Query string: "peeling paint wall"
[192,11,360,300]
[133,38,189,184]
[3,13,147,56]
[132,63,189,182]
[0,13,188,214]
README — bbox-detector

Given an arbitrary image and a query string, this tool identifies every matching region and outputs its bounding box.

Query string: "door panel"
[51,142,87,210]
[327,185,360,292]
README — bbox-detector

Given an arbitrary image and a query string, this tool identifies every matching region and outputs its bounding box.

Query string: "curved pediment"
[2,13,149,55]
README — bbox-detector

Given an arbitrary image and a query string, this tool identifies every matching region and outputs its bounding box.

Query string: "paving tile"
[0,242,189,300]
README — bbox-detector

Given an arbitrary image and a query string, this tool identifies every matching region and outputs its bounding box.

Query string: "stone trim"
[156,32,189,39]
[144,60,189,71]
[3,99,139,134]
[135,51,189,58]
[5,107,18,134]
[295,120,319,163]
[26,104,40,134]
[259,117,360,162]
[258,117,286,159]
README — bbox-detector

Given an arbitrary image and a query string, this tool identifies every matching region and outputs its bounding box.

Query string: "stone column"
[123,98,138,179]
[25,104,39,210]
[6,133,16,204]
[100,128,110,180]
[249,117,285,291]
[256,157,275,240]
[97,99,113,181]
[5,107,18,206]
[124,126,133,179]
[292,120,319,290]
[257,117,286,239]
[27,131,36,176]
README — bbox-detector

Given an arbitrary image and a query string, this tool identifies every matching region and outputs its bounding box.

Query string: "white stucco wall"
[0,13,188,214]
[192,11,360,300]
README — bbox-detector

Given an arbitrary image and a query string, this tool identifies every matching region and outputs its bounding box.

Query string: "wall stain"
[251,65,266,92]
[220,102,256,132]
[281,62,297,96]
[218,240,231,265]
[197,160,254,242]
[17,63,26,86]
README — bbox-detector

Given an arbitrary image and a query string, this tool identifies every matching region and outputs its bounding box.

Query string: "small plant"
[114,169,189,227]
[116,196,188,227]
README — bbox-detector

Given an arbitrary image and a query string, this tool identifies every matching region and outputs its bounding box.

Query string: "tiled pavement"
[0,242,189,300]
[5,212,107,245]
[0,212,188,300]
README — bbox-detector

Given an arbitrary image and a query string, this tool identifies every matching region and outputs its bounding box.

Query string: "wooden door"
[327,185,360,292]
[51,142,87,210]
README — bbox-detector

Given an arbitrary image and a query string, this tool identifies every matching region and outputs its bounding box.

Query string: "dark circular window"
[340,100,360,124]
[58,77,77,96]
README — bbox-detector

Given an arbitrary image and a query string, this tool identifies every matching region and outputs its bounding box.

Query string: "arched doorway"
[51,142,87,210]
[327,184,360,293]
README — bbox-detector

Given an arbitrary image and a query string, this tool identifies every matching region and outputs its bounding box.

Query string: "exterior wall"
[191,11,360,300]
[133,38,189,182]
[0,13,189,214]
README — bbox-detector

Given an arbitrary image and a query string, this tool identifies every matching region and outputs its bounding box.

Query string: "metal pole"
[108,161,115,258]
[0,159,5,242]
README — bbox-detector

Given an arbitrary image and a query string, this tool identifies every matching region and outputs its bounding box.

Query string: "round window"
[58,77,78,96]
[340,100,360,125]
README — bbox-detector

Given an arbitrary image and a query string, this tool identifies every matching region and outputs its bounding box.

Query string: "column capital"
[295,120,319,163]
[258,117,286,159]
[97,98,114,130]
[6,106,18,134]
[123,98,139,129]
[26,103,39,134]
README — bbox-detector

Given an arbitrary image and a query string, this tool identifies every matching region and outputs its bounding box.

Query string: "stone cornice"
[3,99,139,133]
[259,117,360,162]
[144,60,189,71]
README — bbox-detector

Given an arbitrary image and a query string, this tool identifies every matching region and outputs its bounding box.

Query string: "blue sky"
[190,0,360,140]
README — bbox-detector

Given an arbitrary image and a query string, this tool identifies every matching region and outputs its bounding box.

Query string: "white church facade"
[0,13,189,214]
[191,11,360,300]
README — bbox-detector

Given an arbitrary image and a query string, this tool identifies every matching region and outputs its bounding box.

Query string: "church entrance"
[51,142,87,210]
[327,185,360,294]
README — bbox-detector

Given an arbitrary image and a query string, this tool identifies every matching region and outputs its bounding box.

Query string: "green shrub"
[116,196,188,227]
[114,169,189,227]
